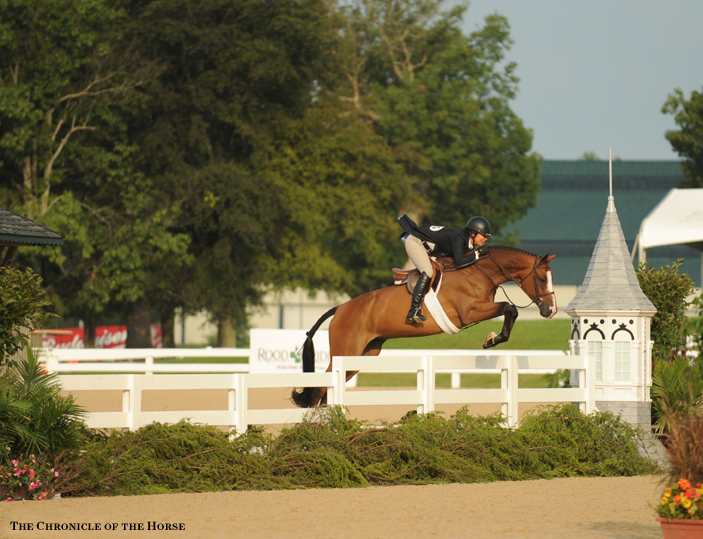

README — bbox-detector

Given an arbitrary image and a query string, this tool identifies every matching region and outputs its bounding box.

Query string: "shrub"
[651,355,703,432]
[686,294,703,357]
[636,260,694,362]
[0,267,52,365]
[52,405,656,497]
[0,348,86,460]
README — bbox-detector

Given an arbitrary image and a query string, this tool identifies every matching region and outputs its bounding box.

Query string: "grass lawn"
[92,319,570,386]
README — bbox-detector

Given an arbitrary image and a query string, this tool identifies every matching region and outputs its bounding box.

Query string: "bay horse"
[291,246,557,408]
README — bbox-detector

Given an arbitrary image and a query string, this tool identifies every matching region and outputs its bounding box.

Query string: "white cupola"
[565,154,657,428]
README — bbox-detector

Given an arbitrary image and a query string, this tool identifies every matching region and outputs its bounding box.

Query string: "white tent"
[637,188,703,283]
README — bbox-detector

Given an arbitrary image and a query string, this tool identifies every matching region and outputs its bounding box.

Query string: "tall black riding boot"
[406,272,431,324]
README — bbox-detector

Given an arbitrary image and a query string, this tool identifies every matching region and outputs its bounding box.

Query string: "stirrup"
[405,308,427,324]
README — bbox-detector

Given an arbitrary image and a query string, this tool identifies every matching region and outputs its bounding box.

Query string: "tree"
[0,267,51,365]
[0,0,153,222]
[636,260,695,362]
[663,88,703,188]
[0,0,192,346]
[331,0,542,234]
[127,0,339,345]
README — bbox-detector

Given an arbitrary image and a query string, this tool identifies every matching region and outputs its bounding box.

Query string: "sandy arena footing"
[1,475,665,539]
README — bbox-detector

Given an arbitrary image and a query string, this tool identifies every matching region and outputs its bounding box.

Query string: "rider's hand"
[477,245,489,256]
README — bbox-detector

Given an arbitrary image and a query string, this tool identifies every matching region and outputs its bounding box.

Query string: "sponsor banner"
[95,325,128,349]
[249,329,330,374]
[150,324,163,348]
[42,328,85,349]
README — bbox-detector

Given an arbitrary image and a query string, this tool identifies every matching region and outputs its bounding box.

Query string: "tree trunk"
[217,313,236,348]
[159,305,176,348]
[127,299,152,348]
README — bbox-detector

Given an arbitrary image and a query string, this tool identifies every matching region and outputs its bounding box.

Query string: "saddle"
[392,258,444,294]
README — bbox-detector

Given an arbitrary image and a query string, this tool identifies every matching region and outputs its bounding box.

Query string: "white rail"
[39,347,251,374]
[58,351,593,432]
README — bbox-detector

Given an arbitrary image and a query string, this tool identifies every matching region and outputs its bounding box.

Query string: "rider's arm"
[451,234,487,267]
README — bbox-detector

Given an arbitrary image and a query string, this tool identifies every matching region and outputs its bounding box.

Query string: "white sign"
[249,329,330,374]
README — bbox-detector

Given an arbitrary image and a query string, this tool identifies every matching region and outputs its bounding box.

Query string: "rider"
[398,214,491,324]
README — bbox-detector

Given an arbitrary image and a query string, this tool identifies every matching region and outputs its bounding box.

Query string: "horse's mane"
[488,245,540,258]
[441,245,539,273]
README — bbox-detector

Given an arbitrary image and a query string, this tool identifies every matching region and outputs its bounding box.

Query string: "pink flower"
[12,460,18,467]
[29,482,36,491]
[38,492,47,501]
[29,470,35,479]
[54,471,59,477]
[5,498,12,502]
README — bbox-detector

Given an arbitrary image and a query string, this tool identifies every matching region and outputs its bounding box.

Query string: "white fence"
[39,347,251,375]
[57,351,594,432]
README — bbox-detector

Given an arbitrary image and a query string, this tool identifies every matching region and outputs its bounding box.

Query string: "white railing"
[58,351,593,432]
[40,347,567,384]
[39,347,251,374]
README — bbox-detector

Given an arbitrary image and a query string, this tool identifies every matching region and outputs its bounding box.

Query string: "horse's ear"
[540,253,557,264]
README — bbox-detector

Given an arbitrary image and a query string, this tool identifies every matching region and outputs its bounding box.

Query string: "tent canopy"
[638,188,703,258]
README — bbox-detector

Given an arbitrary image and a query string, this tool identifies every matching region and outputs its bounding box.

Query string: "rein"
[475,252,554,309]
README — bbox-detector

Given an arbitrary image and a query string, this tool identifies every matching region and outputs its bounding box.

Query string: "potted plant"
[654,409,703,538]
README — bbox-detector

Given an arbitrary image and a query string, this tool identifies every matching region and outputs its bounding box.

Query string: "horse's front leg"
[483,303,518,348]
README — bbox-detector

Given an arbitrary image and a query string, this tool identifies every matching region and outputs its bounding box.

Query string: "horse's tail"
[290,306,338,408]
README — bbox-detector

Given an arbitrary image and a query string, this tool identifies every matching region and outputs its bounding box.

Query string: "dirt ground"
[5,386,664,538]
[1,476,665,539]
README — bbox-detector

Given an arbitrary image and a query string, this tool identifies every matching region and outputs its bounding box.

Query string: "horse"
[291,246,558,408]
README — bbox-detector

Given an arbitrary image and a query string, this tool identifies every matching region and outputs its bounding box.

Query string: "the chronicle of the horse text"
[9,521,186,532]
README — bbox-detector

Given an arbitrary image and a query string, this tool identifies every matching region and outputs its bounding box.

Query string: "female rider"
[398,214,491,324]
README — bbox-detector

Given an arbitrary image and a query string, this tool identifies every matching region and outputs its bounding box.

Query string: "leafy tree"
[0,0,152,222]
[663,88,703,188]
[331,0,542,233]
[126,0,339,345]
[0,0,191,345]
[265,95,409,296]
[636,260,695,362]
[0,267,51,365]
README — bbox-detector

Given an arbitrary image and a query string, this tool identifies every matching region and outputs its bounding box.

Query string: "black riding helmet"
[465,216,491,237]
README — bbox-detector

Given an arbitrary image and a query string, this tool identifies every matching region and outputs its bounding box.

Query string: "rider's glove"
[477,245,490,256]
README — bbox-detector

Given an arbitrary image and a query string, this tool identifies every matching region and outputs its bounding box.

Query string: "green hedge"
[52,405,657,497]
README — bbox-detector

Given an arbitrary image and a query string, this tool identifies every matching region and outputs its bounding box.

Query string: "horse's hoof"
[482,331,497,349]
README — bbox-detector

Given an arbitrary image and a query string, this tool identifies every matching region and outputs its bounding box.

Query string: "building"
[510,160,701,287]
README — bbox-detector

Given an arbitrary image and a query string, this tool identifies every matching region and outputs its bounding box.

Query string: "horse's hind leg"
[483,303,518,348]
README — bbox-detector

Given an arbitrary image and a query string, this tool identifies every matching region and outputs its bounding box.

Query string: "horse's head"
[527,253,558,319]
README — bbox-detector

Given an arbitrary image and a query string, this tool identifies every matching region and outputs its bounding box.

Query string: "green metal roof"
[541,160,685,177]
[0,206,64,246]
[508,160,700,286]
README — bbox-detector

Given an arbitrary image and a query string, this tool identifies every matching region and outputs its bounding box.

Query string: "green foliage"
[333,1,542,232]
[651,356,703,433]
[0,267,51,364]
[636,260,695,362]
[54,405,655,497]
[686,294,703,356]
[0,349,86,459]
[663,87,703,188]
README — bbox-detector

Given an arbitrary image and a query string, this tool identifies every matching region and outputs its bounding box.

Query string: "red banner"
[95,325,128,349]
[150,324,163,348]
[41,329,85,349]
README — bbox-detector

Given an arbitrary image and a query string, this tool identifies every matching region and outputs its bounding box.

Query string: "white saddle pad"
[423,285,460,335]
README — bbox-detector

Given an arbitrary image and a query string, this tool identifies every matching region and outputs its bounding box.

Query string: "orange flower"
[678,479,692,491]
[686,489,698,500]
[696,483,702,489]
